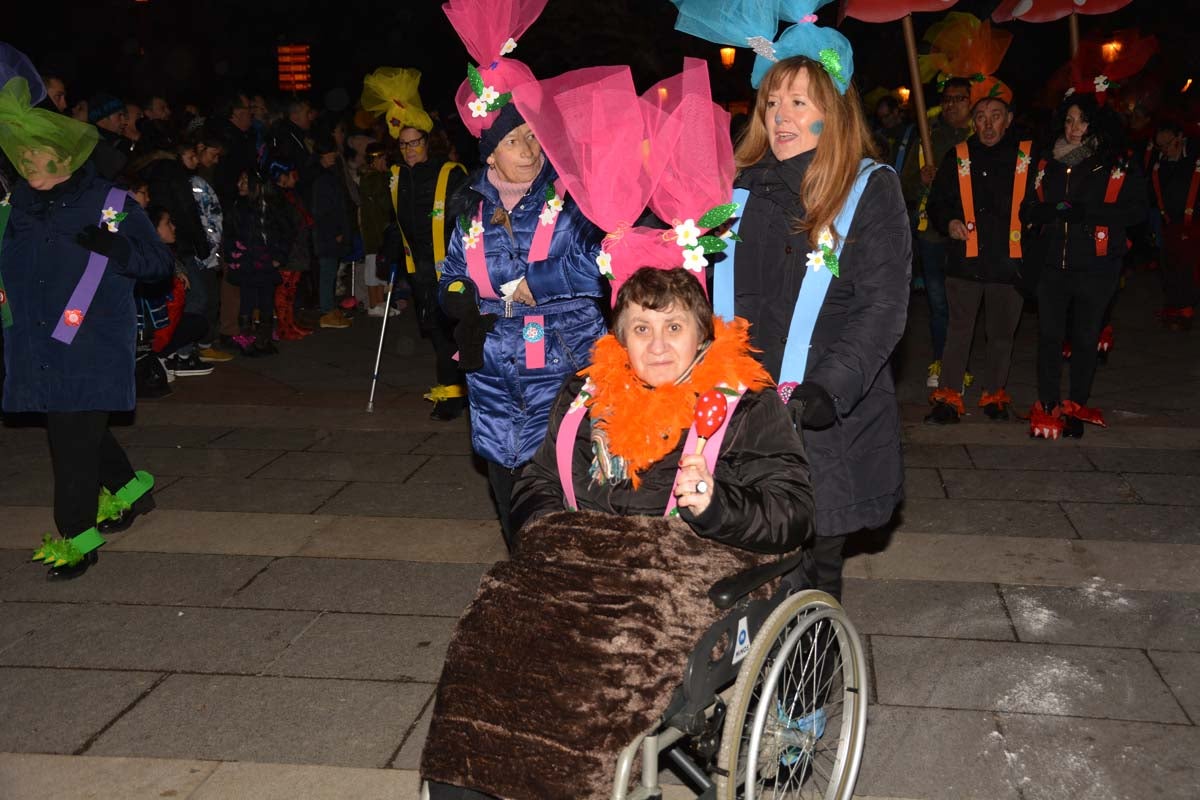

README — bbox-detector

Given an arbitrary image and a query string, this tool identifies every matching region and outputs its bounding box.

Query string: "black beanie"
[477,104,525,162]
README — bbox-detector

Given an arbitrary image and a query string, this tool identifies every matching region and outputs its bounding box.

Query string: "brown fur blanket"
[420,511,778,799]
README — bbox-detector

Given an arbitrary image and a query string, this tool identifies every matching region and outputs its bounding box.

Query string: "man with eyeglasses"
[916,77,973,390]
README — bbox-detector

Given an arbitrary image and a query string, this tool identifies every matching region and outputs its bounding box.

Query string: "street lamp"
[719,47,736,70]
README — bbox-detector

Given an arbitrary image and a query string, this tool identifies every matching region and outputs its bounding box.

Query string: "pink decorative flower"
[62,309,84,327]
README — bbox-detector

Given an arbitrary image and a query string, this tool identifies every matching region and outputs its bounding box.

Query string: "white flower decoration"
[479,86,500,104]
[1094,75,1110,92]
[101,207,119,222]
[468,98,490,118]
[816,228,834,249]
[500,38,518,56]
[1034,168,1045,190]
[468,220,485,238]
[1111,167,1124,180]
[0,193,10,207]
[806,249,826,271]
[957,158,971,177]
[673,218,702,248]
[546,197,564,213]
[388,174,398,192]
[539,208,557,226]
[596,252,613,278]
[682,246,708,272]
[1016,152,1031,174]
[1064,87,1076,98]
[462,233,480,250]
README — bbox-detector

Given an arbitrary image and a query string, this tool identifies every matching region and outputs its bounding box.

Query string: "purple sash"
[51,187,129,345]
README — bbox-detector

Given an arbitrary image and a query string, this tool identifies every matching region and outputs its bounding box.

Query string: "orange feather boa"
[580,317,773,487]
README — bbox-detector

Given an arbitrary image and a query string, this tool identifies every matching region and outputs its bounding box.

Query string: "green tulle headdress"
[0,75,98,183]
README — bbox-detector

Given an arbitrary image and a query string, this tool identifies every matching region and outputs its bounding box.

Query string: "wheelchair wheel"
[714,590,868,800]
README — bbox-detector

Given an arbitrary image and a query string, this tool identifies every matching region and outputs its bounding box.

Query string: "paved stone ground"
[1,272,1198,800]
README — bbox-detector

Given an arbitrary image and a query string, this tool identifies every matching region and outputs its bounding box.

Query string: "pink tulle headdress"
[442,0,547,138]
[511,59,739,303]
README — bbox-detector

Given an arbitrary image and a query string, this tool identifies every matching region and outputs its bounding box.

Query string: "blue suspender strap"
[713,187,750,322]
[894,125,914,171]
[777,159,888,385]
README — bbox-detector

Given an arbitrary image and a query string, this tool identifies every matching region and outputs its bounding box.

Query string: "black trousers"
[808,533,849,602]
[1037,267,1120,407]
[47,411,135,537]
[941,277,1024,394]
[486,461,522,552]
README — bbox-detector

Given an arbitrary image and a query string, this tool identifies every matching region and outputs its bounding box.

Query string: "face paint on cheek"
[809,121,824,136]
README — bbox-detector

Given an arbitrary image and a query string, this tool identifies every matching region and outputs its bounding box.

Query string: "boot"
[234,315,258,356]
[254,318,279,355]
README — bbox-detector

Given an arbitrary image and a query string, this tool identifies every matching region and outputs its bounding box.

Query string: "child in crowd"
[357,141,399,317]
[184,129,230,362]
[224,170,285,355]
[311,136,353,328]
[267,159,315,339]
[146,206,212,376]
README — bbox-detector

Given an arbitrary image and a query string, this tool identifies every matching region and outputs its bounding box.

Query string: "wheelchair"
[610,550,869,800]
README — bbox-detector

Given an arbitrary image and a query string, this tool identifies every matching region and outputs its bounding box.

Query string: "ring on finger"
[695,480,708,494]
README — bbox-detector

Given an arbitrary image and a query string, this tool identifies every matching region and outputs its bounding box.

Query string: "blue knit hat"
[88,93,124,123]
[478,103,526,161]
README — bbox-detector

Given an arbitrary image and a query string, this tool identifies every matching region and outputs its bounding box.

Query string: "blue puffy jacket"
[2,163,173,413]
[439,160,606,468]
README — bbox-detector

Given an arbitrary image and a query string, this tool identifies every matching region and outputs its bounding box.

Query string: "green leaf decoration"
[726,231,742,243]
[487,92,512,112]
[818,48,845,87]
[467,64,485,97]
[458,213,470,232]
[697,202,738,229]
[715,386,741,397]
[821,244,840,279]
[545,184,557,202]
[988,82,1002,98]
[697,235,727,255]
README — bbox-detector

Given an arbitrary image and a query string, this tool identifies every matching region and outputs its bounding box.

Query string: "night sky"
[9,0,1194,122]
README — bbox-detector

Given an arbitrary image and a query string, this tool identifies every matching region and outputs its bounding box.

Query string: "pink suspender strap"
[527,179,565,264]
[555,379,596,511]
[665,391,742,517]
[555,384,744,516]
[522,315,546,369]
[463,201,497,299]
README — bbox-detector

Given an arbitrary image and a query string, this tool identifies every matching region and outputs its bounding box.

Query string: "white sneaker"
[367,305,386,317]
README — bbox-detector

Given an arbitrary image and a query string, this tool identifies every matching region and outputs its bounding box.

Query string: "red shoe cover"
[1062,400,1107,427]
[1029,404,1063,439]
[930,387,964,415]
[1097,325,1113,353]
[1062,341,1073,359]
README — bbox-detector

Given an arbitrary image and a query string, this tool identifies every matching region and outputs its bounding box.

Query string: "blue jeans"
[917,237,949,360]
[318,256,338,313]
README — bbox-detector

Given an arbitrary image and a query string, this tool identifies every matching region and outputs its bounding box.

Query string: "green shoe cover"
[31,528,106,567]
[96,488,131,524]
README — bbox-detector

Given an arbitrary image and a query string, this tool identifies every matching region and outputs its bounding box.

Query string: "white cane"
[366,261,400,413]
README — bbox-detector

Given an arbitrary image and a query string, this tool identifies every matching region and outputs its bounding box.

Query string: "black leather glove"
[441,281,480,321]
[787,382,838,430]
[1023,201,1057,225]
[454,312,497,372]
[76,224,130,265]
[1054,201,1086,224]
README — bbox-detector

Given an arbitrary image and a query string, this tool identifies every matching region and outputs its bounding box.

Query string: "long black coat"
[512,376,815,554]
[928,131,1027,284]
[732,151,909,538]
[2,164,173,412]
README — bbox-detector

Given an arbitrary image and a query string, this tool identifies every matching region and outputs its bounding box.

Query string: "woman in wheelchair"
[421,267,852,800]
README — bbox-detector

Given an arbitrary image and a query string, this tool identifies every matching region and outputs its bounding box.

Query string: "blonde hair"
[734,57,878,248]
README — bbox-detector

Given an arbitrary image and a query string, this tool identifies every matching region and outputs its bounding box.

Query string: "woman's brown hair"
[734,57,878,249]
[612,267,714,345]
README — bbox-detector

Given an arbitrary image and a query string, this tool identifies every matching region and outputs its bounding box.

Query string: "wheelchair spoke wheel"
[715,590,868,800]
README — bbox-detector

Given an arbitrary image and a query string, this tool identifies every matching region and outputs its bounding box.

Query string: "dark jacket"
[310,165,354,259]
[397,158,469,267]
[137,151,210,262]
[223,193,286,287]
[1020,146,1147,273]
[512,376,815,553]
[733,151,909,537]
[267,120,317,199]
[211,118,260,211]
[2,163,173,412]
[928,131,1027,283]
[89,127,132,182]
[358,170,394,255]
[438,159,606,468]
[1148,141,1200,225]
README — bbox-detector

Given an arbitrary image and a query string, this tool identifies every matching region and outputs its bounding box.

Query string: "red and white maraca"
[693,389,729,455]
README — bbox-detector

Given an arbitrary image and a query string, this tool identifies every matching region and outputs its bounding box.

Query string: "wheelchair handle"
[708,550,809,610]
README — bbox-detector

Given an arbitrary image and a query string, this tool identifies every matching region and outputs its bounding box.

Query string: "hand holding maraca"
[676,390,728,515]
